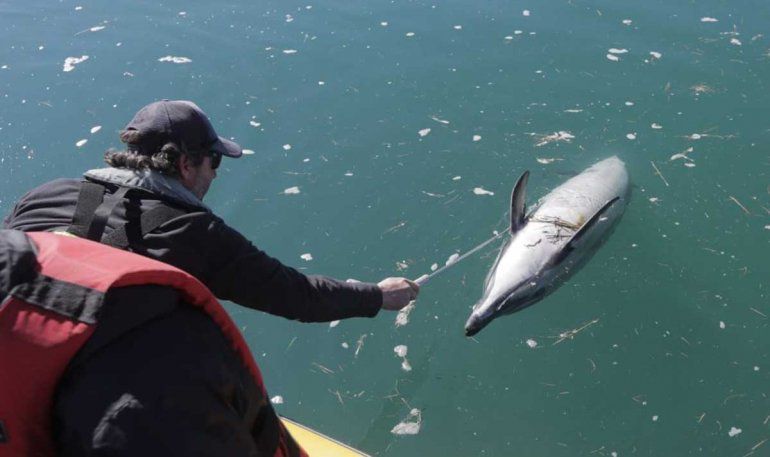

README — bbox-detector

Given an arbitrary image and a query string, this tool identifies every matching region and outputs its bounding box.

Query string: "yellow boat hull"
[280,417,370,457]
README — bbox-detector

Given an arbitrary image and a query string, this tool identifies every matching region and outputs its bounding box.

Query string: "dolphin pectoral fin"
[548,196,620,267]
[510,170,530,234]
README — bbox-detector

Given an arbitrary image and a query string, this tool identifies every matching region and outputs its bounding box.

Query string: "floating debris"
[670,147,694,161]
[522,10,531,16]
[608,48,629,54]
[283,144,292,150]
[652,415,659,422]
[730,38,742,46]
[536,157,561,164]
[651,123,663,129]
[526,339,538,348]
[405,32,415,37]
[626,133,637,140]
[391,409,422,435]
[75,139,87,148]
[430,116,450,124]
[341,342,349,348]
[720,321,726,329]
[689,133,702,140]
[354,334,367,357]
[283,186,301,195]
[270,395,284,405]
[380,21,388,27]
[472,187,494,196]
[564,108,583,113]
[158,56,191,64]
[90,125,101,134]
[453,25,462,30]
[471,134,482,142]
[300,253,313,261]
[430,263,438,271]
[452,176,461,181]
[283,49,298,54]
[728,426,742,437]
[622,19,633,25]
[63,55,89,72]
[418,128,431,137]
[606,53,620,62]
[534,131,574,147]
[701,17,719,23]
[446,253,460,266]
[249,120,261,128]
[625,101,635,106]
[650,51,662,59]
[395,302,415,327]
[89,25,105,32]
[394,345,408,358]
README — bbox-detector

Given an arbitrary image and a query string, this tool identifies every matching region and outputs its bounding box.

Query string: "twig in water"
[728,196,751,215]
[553,318,600,345]
[651,161,670,187]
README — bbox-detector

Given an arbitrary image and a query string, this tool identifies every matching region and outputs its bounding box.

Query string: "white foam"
[158,56,191,64]
[391,409,422,435]
[730,38,742,46]
[473,187,494,196]
[63,55,89,72]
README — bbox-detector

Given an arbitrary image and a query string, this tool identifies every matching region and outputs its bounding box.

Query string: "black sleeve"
[199,217,383,322]
[55,300,268,457]
[3,178,82,232]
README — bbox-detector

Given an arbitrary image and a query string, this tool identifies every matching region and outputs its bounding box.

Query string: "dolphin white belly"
[465,156,629,336]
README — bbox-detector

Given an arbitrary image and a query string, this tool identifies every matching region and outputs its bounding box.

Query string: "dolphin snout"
[464,313,490,337]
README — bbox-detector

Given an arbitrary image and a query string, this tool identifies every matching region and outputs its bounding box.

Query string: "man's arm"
[199,217,418,322]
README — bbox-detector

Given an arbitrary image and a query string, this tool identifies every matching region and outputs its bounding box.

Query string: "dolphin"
[464,156,630,337]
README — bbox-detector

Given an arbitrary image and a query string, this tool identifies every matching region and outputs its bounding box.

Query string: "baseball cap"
[123,100,242,158]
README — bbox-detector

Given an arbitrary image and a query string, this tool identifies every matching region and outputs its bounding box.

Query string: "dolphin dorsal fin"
[548,196,620,267]
[510,171,530,234]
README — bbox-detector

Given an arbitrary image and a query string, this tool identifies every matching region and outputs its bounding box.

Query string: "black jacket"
[3,172,382,322]
[0,230,297,456]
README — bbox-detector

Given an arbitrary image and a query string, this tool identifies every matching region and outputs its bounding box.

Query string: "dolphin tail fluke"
[510,170,530,234]
[548,196,620,267]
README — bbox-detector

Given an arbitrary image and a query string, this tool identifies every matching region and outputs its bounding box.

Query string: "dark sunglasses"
[209,151,222,170]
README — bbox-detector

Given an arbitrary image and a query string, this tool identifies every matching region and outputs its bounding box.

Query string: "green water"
[2,1,769,455]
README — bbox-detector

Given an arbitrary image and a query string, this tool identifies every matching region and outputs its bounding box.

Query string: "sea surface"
[1,1,769,455]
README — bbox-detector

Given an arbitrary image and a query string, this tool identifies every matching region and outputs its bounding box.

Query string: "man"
[0,230,308,456]
[3,100,419,322]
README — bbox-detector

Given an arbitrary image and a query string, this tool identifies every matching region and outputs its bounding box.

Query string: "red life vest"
[0,231,306,457]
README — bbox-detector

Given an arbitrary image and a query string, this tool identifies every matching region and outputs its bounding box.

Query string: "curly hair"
[104,129,205,177]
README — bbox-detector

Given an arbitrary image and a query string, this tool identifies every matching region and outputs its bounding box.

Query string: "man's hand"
[378,277,420,311]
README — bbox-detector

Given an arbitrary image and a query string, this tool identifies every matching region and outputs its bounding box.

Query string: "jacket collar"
[84,167,210,211]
